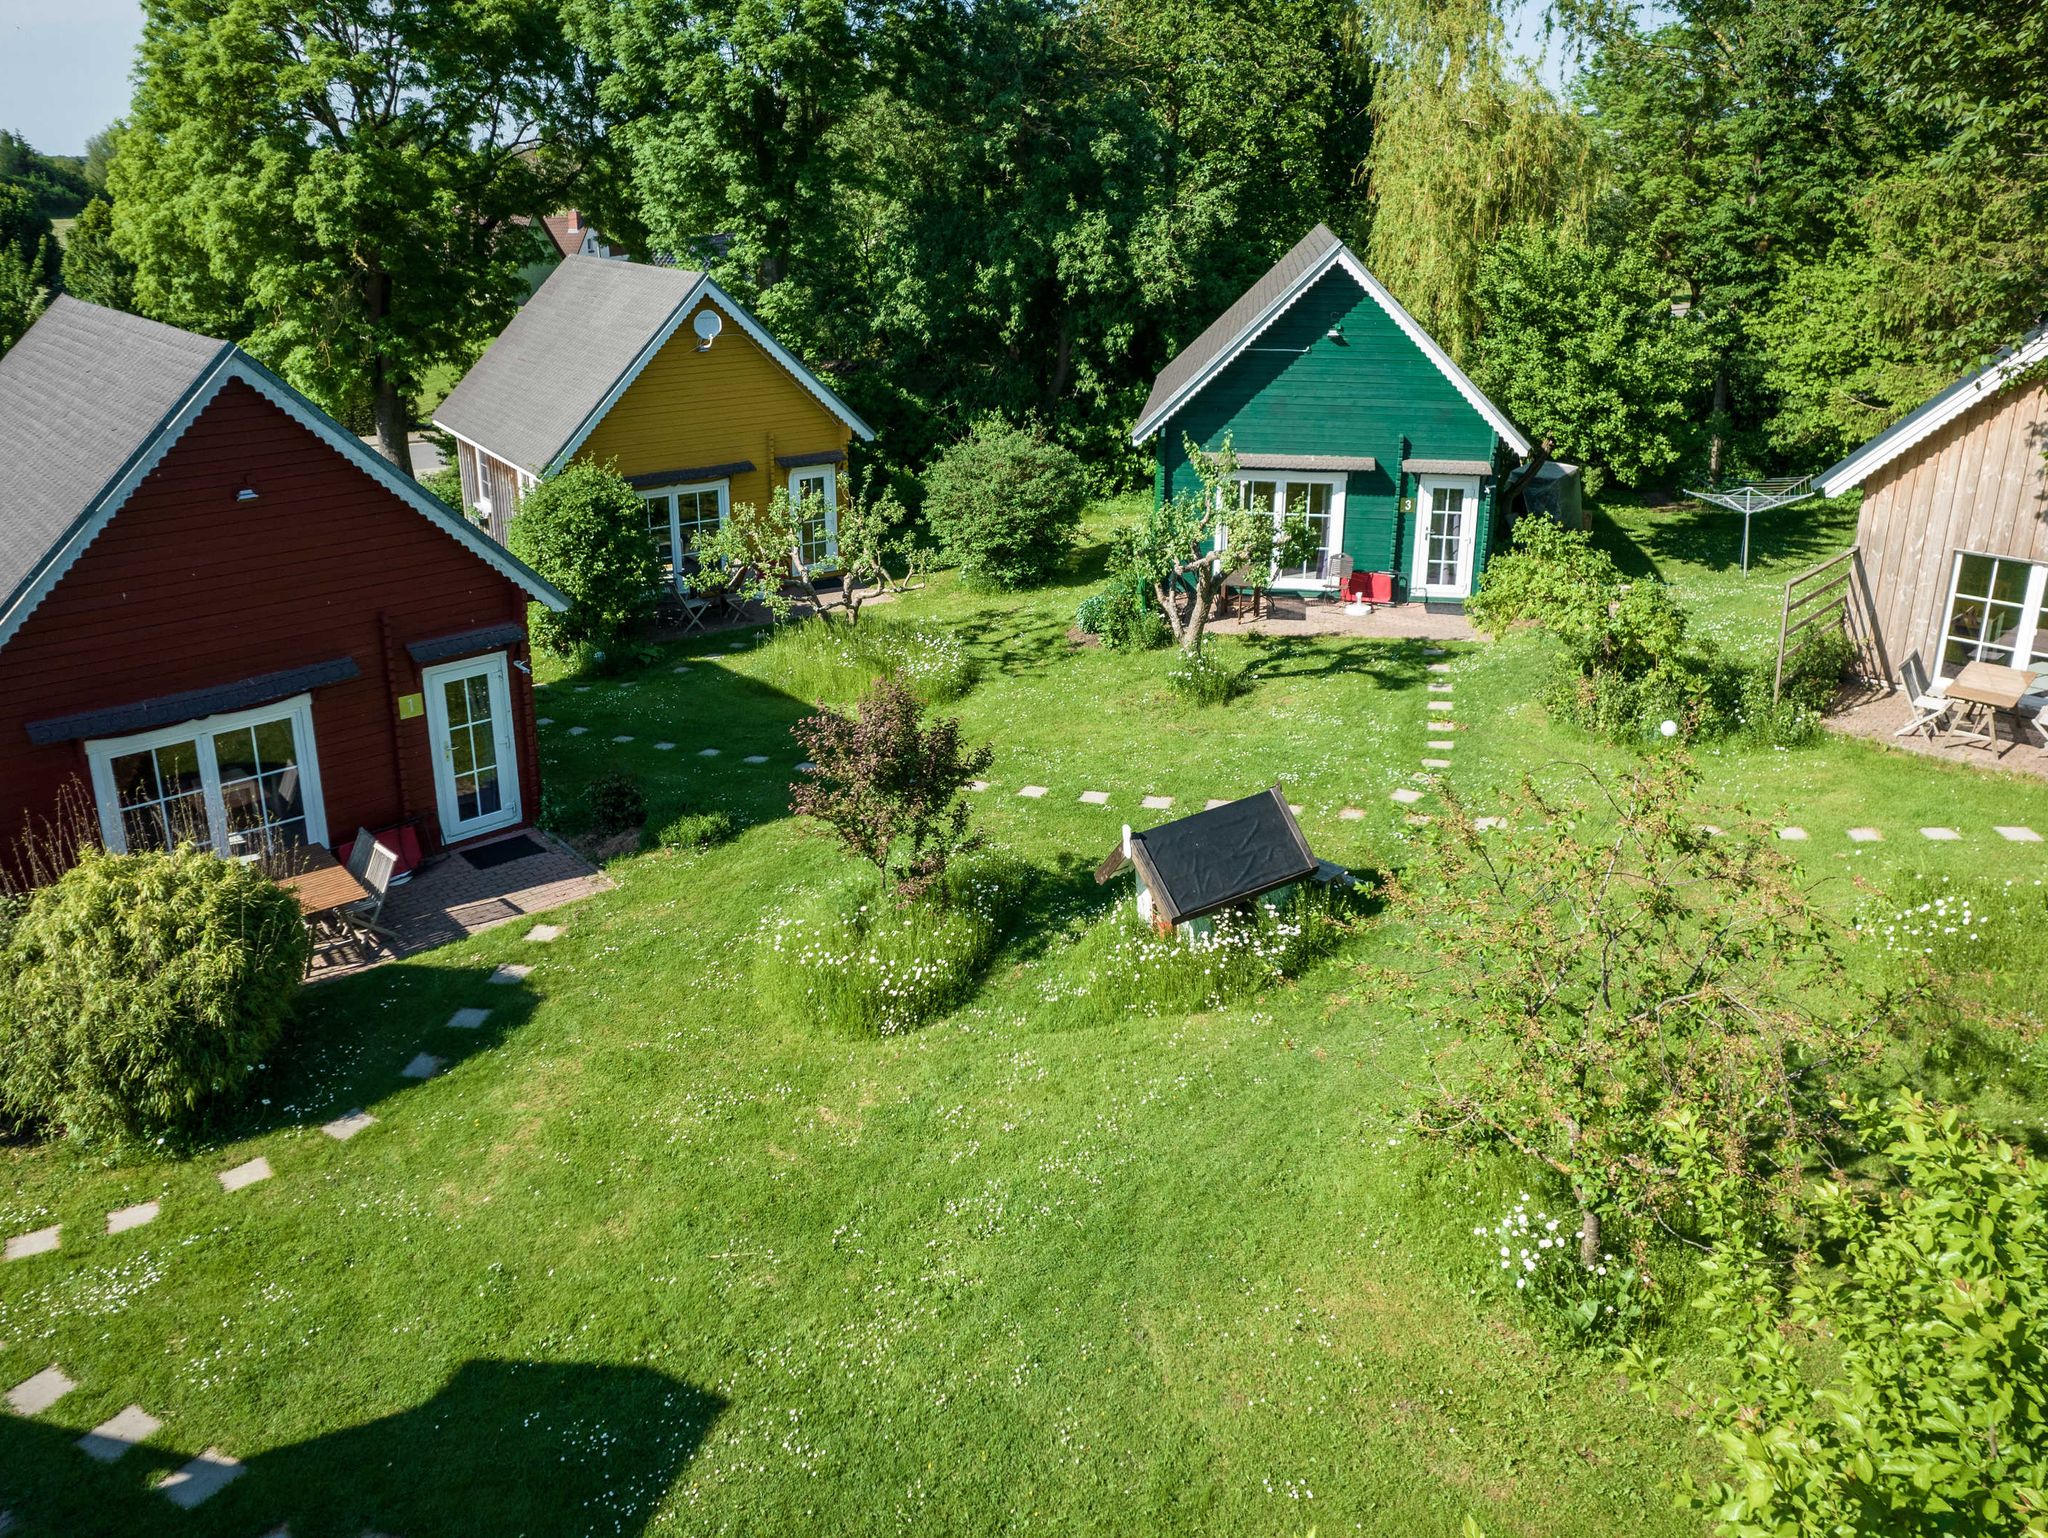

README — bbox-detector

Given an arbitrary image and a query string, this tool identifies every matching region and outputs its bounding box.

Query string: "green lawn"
[3,500,2044,1537]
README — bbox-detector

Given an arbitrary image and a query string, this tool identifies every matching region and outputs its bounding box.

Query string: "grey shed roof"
[435,256,706,475]
[1136,225,1343,437]
[0,295,230,626]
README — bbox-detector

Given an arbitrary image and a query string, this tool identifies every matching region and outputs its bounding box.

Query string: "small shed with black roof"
[1096,787,1341,933]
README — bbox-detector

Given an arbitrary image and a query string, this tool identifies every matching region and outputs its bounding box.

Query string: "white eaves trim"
[1129,242,1532,459]
[0,355,568,655]
[1817,326,2048,498]
[543,275,875,476]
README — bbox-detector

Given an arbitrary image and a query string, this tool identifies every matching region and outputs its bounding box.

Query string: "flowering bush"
[1474,1193,1653,1345]
[1039,887,1353,1028]
[1166,645,1244,706]
[754,858,1020,1035]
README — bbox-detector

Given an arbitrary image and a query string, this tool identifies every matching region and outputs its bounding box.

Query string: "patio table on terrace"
[1943,660,2034,752]
[269,846,370,922]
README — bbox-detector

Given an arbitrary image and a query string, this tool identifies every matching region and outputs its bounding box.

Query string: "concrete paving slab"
[401,1052,447,1080]
[321,1110,375,1142]
[1079,791,1109,805]
[1390,788,1424,805]
[1428,663,1451,673]
[1205,799,1229,809]
[1778,827,1808,841]
[106,1202,159,1235]
[4,1226,59,1261]
[796,761,818,773]
[567,726,588,737]
[1995,826,2042,842]
[653,742,675,751]
[1920,827,1962,841]
[610,735,634,744]
[6,1367,73,1415]
[743,755,769,764]
[446,1008,490,1030]
[78,1404,160,1463]
[1017,785,1047,798]
[488,963,532,985]
[1142,795,1173,809]
[1428,683,1453,693]
[696,747,720,757]
[1427,701,1455,712]
[968,780,991,791]
[1427,739,1455,750]
[158,1448,244,1509]
[1338,808,1364,820]
[1847,827,1883,842]
[536,717,553,727]
[1474,817,1507,831]
[218,1157,272,1193]
[524,924,561,942]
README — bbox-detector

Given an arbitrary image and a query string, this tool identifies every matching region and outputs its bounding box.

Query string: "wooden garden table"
[269,846,369,922]
[1943,660,2033,751]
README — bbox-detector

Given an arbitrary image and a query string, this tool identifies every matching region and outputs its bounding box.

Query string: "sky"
[0,0,1602,160]
[1,0,145,155]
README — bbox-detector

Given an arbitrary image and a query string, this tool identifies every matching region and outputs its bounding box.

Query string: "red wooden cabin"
[0,297,568,883]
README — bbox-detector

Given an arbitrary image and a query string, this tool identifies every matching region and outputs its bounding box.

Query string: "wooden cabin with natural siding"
[1131,226,1544,604]
[1818,323,2048,681]
[436,257,873,588]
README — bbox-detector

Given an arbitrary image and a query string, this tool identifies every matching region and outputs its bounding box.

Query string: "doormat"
[464,835,545,871]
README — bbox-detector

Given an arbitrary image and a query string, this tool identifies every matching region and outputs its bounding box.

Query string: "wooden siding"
[1853,376,2048,672]
[0,379,542,876]
[474,445,523,544]
[577,301,851,514]
[1157,269,1505,597]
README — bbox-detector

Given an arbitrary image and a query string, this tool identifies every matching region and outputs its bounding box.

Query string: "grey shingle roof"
[0,295,230,624]
[434,256,705,474]
[1136,225,1343,436]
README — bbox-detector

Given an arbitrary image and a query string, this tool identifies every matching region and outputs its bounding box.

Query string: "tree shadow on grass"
[0,1359,723,1538]
[1591,496,1856,582]
[1235,632,1441,691]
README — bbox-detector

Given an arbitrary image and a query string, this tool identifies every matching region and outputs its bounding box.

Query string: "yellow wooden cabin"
[434,256,874,587]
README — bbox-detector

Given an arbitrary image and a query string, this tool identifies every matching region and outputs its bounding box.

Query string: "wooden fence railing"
[1774,545,1889,702]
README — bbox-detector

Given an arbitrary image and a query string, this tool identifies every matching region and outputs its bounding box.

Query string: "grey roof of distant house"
[435,256,707,475]
[1136,225,1344,435]
[0,295,231,627]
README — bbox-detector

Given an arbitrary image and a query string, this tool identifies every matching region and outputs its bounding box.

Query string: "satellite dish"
[693,309,723,348]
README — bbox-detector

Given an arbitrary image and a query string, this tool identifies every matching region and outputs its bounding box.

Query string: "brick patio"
[306,828,611,981]
[1205,598,1478,643]
[1826,684,2048,782]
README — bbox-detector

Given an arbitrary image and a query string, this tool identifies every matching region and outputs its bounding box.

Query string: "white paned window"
[639,480,729,591]
[86,695,326,858]
[1224,474,1345,588]
[789,465,838,570]
[1938,552,2048,678]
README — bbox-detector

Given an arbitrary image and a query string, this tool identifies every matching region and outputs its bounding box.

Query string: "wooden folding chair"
[1893,651,1955,740]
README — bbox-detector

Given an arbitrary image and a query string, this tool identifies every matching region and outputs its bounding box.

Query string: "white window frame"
[1411,473,1483,598]
[1220,473,1346,590]
[1935,549,2048,679]
[788,464,839,572]
[638,479,730,592]
[85,693,328,858]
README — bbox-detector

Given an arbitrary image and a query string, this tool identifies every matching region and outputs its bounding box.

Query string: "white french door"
[1413,475,1481,598]
[422,653,522,842]
[788,465,838,570]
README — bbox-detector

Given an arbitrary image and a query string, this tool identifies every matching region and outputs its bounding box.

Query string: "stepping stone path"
[1700,824,1724,837]
[611,735,634,744]
[796,761,818,773]
[1205,799,1230,810]
[968,780,991,792]
[1921,827,1961,841]
[654,742,675,751]
[743,755,769,764]
[1339,808,1364,821]
[218,1157,272,1193]
[446,1008,490,1030]
[1422,758,1452,770]
[1405,813,1433,827]
[158,1449,245,1509]
[7,1367,73,1415]
[1428,683,1453,693]
[401,1052,447,1080]
[728,641,746,651]
[1390,788,1424,805]
[79,1405,160,1463]
[1474,817,1507,831]
[536,717,553,727]
[673,665,691,673]
[1288,803,1304,815]
[574,686,592,694]
[1423,647,1446,655]
[1079,790,1109,805]
[525,924,561,943]
[1779,827,1808,841]
[697,747,721,757]
[1996,826,2042,842]
[1428,739,1455,750]
[1141,795,1173,810]
[106,1201,158,1235]
[1017,786,1047,799]
[321,1110,375,1142]
[4,1225,59,1261]
[568,727,588,737]
[488,963,531,985]
[1847,827,1884,843]
[1428,663,1451,673]
[1427,701,1455,712]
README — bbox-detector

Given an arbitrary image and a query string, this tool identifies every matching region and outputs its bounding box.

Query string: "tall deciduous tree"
[110,0,603,471]
[0,245,45,357]
[60,199,136,313]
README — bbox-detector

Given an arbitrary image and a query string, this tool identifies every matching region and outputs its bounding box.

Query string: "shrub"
[651,808,736,851]
[419,462,469,518]
[754,858,1019,1035]
[1076,576,1165,651]
[925,416,1087,589]
[1472,1192,1658,1347]
[1666,1094,2048,1538]
[506,461,663,661]
[0,847,310,1145]
[1167,644,1244,705]
[752,616,976,706]
[791,677,995,902]
[585,770,647,834]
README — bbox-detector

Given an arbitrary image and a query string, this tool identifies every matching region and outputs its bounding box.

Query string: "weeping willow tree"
[1362,0,1595,361]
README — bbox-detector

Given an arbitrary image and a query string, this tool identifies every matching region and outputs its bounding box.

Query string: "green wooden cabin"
[1132,225,1535,604]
